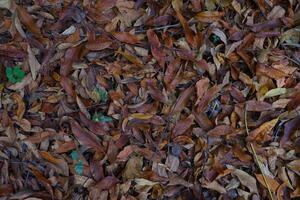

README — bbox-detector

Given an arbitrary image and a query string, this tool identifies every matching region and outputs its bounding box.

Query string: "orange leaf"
[248,118,278,143]
[12,93,25,119]
[195,11,224,23]
[176,11,196,47]
[17,6,41,36]
[255,174,280,192]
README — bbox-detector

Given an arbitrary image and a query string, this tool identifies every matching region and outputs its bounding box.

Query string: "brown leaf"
[94,176,120,191]
[86,38,112,51]
[113,32,140,44]
[12,93,25,119]
[60,45,83,76]
[17,6,41,35]
[280,116,300,146]
[256,63,288,79]
[164,58,180,88]
[246,100,273,112]
[197,85,220,112]
[123,156,143,179]
[70,120,104,152]
[230,167,258,194]
[251,18,283,32]
[27,45,41,80]
[195,11,224,23]
[175,11,196,47]
[147,29,165,68]
[0,44,26,59]
[171,86,194,115]
[195,78,210,104]
[248,118,278,143]
[40,151,69,176]
[207,125,234,136]
[60,76,75,97]
[117,145,135,161]
[172,115,194,136]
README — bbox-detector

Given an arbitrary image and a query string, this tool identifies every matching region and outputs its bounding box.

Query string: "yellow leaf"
[130,113,154,120]
[264,88,287,98]
[172,0,183,12]
[116,49,143,67]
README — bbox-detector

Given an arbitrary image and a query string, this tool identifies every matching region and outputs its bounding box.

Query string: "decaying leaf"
[1,1,299,199]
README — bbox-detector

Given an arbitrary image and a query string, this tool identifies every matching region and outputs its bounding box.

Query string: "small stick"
[244,105,274,200]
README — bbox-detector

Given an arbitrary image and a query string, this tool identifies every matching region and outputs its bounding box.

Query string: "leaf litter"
[0,0,300,199]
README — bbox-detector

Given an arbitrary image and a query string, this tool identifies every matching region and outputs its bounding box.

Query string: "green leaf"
[96,87,108,102]
[74,160,83,175]
[92,112,113,122]
[70,150,79,161]
[264,88,287,98]
[6,66,26,83]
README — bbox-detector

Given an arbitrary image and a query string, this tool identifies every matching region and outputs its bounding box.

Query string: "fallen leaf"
[113,32,140,44]
[27,45,41,80]
[255,174,280,192]
[248,118,278,143]
[195,11,224,23]
[94,176,120,191]
[70,120,104,152]
[230,167,258,194]
[147,29,165,68]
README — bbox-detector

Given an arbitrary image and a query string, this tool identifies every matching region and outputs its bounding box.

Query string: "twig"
[244,105,274,200]
[135,19,197,34]
[281,43,300,48]
[135,23,181,33]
